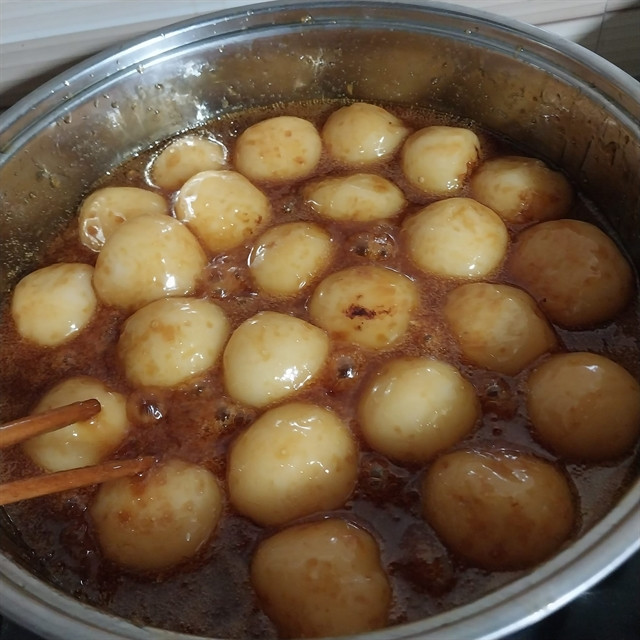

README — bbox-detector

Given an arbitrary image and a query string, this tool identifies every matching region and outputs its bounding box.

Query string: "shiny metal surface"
[1,2,639,639]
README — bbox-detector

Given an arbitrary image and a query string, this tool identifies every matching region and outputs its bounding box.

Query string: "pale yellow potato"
[251,518,391,638]
[304,173,406,222]
[174,169,271,252]
[402,197,508,278]
[469,155,573,223]
[401,125,481,195]
[90,458,223,571]
[149,134,227,191]
[527,352,640,461]
[234,115,322,182]
[93,213,206,312]
[248,222,333,297]
[322,102,409,166]
[509,219,634,327]
[444,282,557,375]
[309,265,419,350]
[11,263,97,347]
[421,449,576,570]
[22,376,128,472]
[228,402,358,526]
[358,357,479,463]
[223,311,329,408]
[118,297,230,388]
[78,186,169,251]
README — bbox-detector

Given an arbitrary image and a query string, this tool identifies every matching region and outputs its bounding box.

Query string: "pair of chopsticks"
[0,400,154,506]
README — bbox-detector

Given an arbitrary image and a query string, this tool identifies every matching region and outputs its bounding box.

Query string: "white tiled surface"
[0,0,638,108]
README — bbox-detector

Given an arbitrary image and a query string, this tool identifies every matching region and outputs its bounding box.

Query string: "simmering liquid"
[0,100,638,638]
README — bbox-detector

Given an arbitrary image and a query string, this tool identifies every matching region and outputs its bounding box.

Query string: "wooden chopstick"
[0,399,102,449]
[0,456,156,506]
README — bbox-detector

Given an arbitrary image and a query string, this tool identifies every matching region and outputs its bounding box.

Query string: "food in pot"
[0,100,638,639]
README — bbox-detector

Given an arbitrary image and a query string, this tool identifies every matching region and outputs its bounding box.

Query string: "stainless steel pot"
[1,2,639,639]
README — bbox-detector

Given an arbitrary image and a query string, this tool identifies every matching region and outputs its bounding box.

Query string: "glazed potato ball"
[174,169,272,252]
[303,173,406,222]
[90,458,223,572]
[443,283,557,375]
[469,156,573,223]
[251,518,391,638]
[402,197,508,279]
[358,357,479,463]
[509,219,634,327]
[228,402,358,526]
[309,265,419,350]
[234,115,322,182]
[321,102,409,166]
[527,352,640,461]
[93,213,206,311]
[11,263,98,347]
[248,222,333,297]
[421,449,576,571]
[223,311,330,408]
[78,186,169,251]
[22,376,129,472]
[149,134,227,190]
[401,125,480,196]
[118,297,230,388]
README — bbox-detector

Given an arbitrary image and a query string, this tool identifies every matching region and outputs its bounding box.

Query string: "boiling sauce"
[0,100,638,638]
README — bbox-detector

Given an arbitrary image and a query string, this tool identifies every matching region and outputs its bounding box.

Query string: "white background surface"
[0,0,639,108]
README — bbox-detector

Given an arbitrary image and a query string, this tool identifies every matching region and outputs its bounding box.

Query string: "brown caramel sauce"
[0,100,638,638]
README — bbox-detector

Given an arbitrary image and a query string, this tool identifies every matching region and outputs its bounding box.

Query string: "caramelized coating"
[234,115,322,182]
[421,449,576,571]
[309,265,419,350]
[509,219,634,327]
[469,156,572,223]
[11,263,97,347]
[527,352,640,461]
[251,518,391,637]
[358,357,479,463]
[78,186,169,251]
[22,376,129,472]
[228,402,358,526]
[402,197,508,279]
[90,458,223,571]
[321,102,409,166]
[443,282,557,375]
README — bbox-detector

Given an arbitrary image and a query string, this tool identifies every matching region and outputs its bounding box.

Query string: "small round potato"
[401,125,480,195]
[469,155,573,223]
[22,376,129,472]
[78,186,169,252]
[223,311,330,408]
[90,458,223,572]
[309,265,419,350]
[402,197,508,279]
[251,518,391,638]
[358,357,479,463]
[11,263,98,347]
[118,297,230,388]
[174,169,271,252]
[304,173,406,222]
[93,213,207,312]
[321,102,409,166]
[509,219,634,327]
[248,222,333,297]
[149,134,227,191]
[527,352,640,461]
[443,282,557,375]
[228,402,358,526]
[421,449,576,570]
[234,115,322,182]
